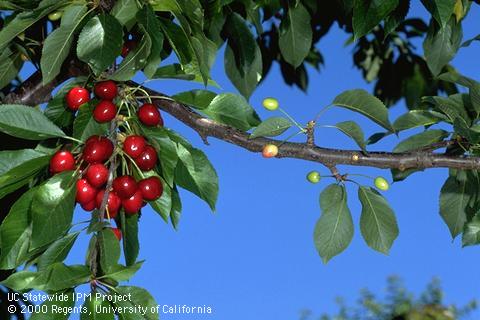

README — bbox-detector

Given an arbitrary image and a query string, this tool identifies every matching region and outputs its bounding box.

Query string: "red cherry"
[50,151,75,174]
[85,163,109,188]
[94,81,117,100]
[85,135,100,145]
[111,227,122,241]
[138,176,163,201]
[122,190,143,215]
[135,145,158,171]
[121,40,136,58]
[137,104,163,127]
[83,137,114,164]
[76,178,97,204]
[96,190,121,218]
[93,100,117,123]
[66,87,90,111]
[112,175,137,199]
[81,200,96,211]
[123,135,146,158]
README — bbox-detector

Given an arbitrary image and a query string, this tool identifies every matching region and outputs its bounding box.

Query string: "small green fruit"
[307,171,321,184]
[374,176,389,191]
[262,97,279,111]
[48,11,62,21]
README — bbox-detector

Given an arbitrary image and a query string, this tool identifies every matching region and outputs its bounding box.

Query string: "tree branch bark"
[3,69,480,171]
[134,83,480,171]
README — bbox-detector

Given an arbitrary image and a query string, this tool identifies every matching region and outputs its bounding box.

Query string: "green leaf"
[333,121,367,152]
[278,3,312,68]
[0,105,66,140]
[40,4,88,84]
[37,232,79,271]
[0,149,50,199]
[77,14,124,75]
[81,293,115,320]
[158,18,193,66]
[439,176,469,238]
[423,95,470,123]
[141,127,178,188]
[99,228,121,273]
[114,286,158,320]
[314,184,354,263]
[122,213,139,266]
[0,0,70,52]
[170,187,182,230]
[152,64,196,81]
[384,0,411,37]
[73,102,109,142]
[250,117,292,139]
[103,261,143,282]
[110,31,152,81]
[393,129,449,153]
[224,13,262,99]
[0,51,22,90]
[0,188,35,269]
[393,110,447,131]
[31,171,76,249]
[423,17,463,76]
[358,186,399,254]
[353,0,399,39]
[111,0,139,26]
[462,215,480,247]
[168,133,218,211]
[137,6,164,78]
[202,93,261,131]
[332,89,393,131]
[173,90,217,110]
[437,71,480,115]
[34,264,90,292]
[421,0,456,27]
[1,270,37,291]
[149,177,172,222]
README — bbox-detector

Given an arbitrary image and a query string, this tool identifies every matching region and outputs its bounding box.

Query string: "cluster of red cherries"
[49,80,165,240]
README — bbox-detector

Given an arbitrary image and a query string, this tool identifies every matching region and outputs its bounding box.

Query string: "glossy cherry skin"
[50,151,75,174]
[76,178,97,204]
[93,100,117,123]
[111,227,122,241]
[66,87,90,111]
[112,175,138,199]
[85,163,109,188]
[83,137,114,164]
[122,190,143,215]
[123,135,146,158]
[96,190,121,218]
[94,81,117,100]
[135,145,158,171]
[121,40,136,58]
[137,104,163,127]
[138,176,163,201]
[80,200,96,211]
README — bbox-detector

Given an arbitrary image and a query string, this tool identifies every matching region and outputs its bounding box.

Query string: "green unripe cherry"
[374,176,389,191]
[262,97,279,111]
[307,171,321,184]
[48,11,63,21]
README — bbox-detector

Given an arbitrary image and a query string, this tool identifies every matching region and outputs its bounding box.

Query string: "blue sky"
[26,3,480,319]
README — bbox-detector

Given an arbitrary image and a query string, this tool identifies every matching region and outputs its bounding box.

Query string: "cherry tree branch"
[134,83,480,171]
[3,69,480,171]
